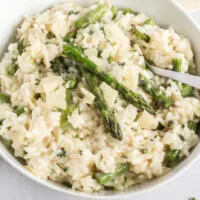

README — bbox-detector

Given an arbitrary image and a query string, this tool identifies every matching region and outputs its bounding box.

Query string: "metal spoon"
[148,64,200,89]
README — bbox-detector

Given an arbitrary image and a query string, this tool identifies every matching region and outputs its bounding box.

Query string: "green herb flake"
[189,197,196,200]
[0,136,12,147]
[0,93,10,104]
[63,32,76,43]
[68,10,79,15]
[122,8,136,15]
[0,119,4,126]
[47,31,55,39]
[7,64,18,76]
[57,148,66,157]
[13,106,25,116]
[108,55,113,64]
[79,149,83,155]
[179,135,185,141]
[144,18,155,25]
[135,30,150,43]
[188,121,197,131]
[95,163,129,185]
[56,163,69,172]
[18,40,25,55]
[157,122,165,130]
[111,5,118,19]
[141,149,148,154]
[34,93,41,100]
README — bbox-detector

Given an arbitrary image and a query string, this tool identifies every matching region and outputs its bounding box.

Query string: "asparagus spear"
[63,44,155,115]
[63,32,76,43]
[75,5,107,29]
[51,57,69,75]
[60,79,77,130]
[135,30,150,43]
[165,150,181,167]
[122,8,136,15]
[80,69,122,140]
[139,75,171,108]
[95,163,129,185]
[144,18,155,26]
[111,5,118,19]
[172,58,182,72]
[180,83,194,98]
[51,58,78,129]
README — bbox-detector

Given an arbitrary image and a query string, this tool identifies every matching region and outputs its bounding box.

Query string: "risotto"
[0,0,199,193]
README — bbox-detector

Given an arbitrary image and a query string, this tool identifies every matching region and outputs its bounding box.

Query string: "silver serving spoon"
[148,64,200,89]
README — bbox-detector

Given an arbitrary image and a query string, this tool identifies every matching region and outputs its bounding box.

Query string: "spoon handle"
[150,66,200,89]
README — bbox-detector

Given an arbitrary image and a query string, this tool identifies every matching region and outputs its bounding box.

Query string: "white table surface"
[1,6,200,200]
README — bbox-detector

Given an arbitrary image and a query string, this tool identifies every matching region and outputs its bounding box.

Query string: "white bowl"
[1,0,200,199]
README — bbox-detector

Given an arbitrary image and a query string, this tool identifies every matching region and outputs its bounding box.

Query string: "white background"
[1,6,200,200]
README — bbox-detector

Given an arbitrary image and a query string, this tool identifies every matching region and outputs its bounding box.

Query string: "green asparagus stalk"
[60,79,77,130]
[80,69,122,140]
[63,32,76,43]
[139,75,171,108]
[51,57,78,129]
[180,83,194,98]
[75,5,107,29]
[135,30,150,43]
[172,58,182,72]
[144,18,155,25]
[165,150,181,167]
[111,5,118,19]
[95,163,129,185]
[63,44,155,115]
[51,57,69,75]
[122,8,136,15]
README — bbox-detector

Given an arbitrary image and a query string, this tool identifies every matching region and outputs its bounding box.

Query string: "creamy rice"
[0,1,199,193]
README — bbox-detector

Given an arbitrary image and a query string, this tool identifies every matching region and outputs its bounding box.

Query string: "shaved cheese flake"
[104,24,129,47]
[68,109,84,129]
[40,76,64,94]
[84,48,98,57]
[99,82,118,107]
[138,111,158,130]
[46,87,66,109]
[123,65,139,91]
[89,56,103,67]
[80,87,95,105]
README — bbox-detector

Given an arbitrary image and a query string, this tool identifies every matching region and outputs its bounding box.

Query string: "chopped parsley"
[79,149,83,155]
[57,148,66,157]
[13,106,25,116]
[34,93,41,100]
[7,64,18,76]
[68,10,79,15]
[0,93,10,104]
[18,40,25,55]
